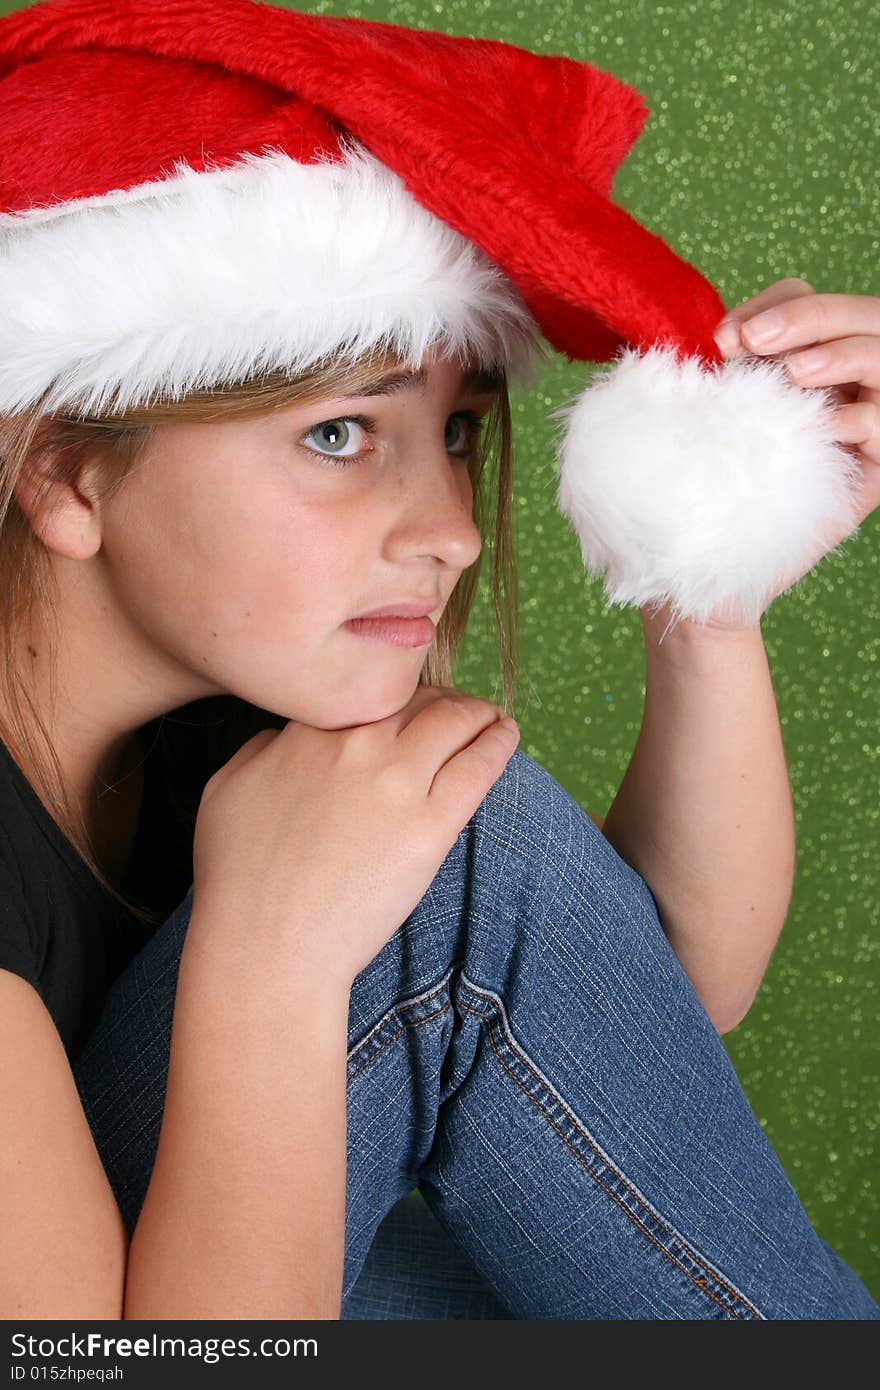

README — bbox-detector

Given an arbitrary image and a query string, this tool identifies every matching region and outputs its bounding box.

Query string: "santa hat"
[0,0,860,629]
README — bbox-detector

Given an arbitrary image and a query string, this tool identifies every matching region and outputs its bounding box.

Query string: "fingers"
[428,712,520,823]
[740,292,880,357]
[397,691,509,793]
[829,401,880,470]
[714,277,817,357]
[397,684,506,735]
[385,684,461,735]
[782,335,880,392]
[401,690,504,742]
[715,281,880,367]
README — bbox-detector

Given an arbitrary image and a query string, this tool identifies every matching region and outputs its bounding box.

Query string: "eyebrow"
[355,366,503,398]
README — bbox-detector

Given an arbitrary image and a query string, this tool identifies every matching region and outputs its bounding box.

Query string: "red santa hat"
[0,0,860,630]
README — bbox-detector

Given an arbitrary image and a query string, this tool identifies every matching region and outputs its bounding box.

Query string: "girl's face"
[98,346,498,729]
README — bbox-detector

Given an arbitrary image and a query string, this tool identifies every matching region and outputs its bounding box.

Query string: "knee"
[480,745,645,879]
[473,745,666,948]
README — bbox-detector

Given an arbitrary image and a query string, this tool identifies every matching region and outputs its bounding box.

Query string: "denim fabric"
[73,748,879,1320]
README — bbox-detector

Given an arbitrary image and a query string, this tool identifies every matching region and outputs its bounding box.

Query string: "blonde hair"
[0,345,520,931]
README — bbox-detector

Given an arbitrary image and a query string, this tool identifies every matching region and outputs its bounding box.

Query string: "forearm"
[122,900,351,1319]
[599,608,796,1033]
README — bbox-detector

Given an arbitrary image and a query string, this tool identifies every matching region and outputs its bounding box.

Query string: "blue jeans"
[73,748,879,1319]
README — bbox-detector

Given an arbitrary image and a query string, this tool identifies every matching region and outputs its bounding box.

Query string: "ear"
[13,420,104,561]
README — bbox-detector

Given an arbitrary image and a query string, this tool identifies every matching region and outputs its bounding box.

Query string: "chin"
[322,680,427,732]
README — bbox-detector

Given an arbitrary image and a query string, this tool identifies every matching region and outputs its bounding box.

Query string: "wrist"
[639,603,766,682]
[639,601,763,646]
[185,891,356,1002]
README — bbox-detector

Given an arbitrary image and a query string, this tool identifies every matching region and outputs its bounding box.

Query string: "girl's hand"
[690,278,880,632]
[191,684,519,990]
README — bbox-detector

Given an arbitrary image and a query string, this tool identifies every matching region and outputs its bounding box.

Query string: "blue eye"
[300,415,373,467]
[299,411,487,471]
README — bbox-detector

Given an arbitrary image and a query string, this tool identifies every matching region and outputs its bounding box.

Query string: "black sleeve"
[0,858,41,990]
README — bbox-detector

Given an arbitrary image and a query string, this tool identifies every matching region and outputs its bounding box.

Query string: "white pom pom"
[551,344,862,629]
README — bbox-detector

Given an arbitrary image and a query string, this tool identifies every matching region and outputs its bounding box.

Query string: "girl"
[0,0,877,1319]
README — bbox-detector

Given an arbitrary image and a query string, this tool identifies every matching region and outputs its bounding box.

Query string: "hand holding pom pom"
[552,278,879,636]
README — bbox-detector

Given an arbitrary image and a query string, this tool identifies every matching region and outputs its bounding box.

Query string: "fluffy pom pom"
[550,344,863,630]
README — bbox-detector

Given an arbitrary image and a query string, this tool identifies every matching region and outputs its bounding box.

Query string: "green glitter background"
[3,0,877,1300]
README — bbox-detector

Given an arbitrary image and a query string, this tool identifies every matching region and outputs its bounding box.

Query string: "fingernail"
[744,310,785,345]
[713,321,741,356]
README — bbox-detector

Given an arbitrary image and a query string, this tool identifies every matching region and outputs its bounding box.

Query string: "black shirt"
[0,696,284,1063]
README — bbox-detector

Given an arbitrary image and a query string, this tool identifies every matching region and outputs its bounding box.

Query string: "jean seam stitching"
[103,998,457,1178]
[88,968,458,1170]
[347,1001,452,1084]
[456,978,763,1320]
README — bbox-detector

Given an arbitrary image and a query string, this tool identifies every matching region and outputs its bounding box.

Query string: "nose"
[389,449,484,571]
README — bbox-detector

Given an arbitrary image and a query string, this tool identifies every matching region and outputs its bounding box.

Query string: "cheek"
[104,461,362,649]
[219,490,366,627]
[228,520,358,636]
[101,459,422,723]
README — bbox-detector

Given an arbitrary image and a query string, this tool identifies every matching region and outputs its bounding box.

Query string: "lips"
[344,614,436,648]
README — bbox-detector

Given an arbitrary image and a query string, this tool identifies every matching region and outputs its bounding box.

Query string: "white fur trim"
[0,138,548,417]
[551,345,863,628]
